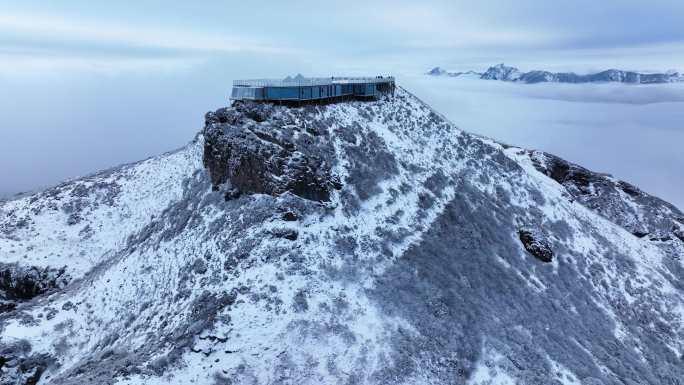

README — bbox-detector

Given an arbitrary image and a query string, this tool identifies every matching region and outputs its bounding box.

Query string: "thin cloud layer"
[0,13,295,54]
[2,1,684,74]
[0,12,302,73]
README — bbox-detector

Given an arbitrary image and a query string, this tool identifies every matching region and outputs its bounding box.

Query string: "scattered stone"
[45,307,58,320]
[66,212,82,226]
[292,290,309,312]
[227,289,244,299]
[213,372,234,385]
[191,259,208,275]
[271,228,298,241]
[223,258,238,271]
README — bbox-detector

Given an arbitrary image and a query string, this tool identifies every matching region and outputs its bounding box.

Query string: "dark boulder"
[518,229,554,262]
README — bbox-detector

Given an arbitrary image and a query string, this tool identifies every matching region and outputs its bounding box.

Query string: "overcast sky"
[3,0,684,73]
[1,1,683,207]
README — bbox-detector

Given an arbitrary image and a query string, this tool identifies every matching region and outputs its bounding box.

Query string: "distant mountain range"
[426,68,481,77]
[428,64,684,84]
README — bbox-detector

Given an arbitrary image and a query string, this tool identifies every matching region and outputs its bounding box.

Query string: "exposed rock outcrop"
[202,102,341,202]
[0,263,70,302]
[0,340,55,385]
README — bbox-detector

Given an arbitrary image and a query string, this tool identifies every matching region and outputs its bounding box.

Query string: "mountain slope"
[1,88,682,385]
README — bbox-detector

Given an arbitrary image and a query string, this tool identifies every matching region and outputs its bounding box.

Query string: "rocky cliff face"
[202,102,341,202]
[0,88,682,385]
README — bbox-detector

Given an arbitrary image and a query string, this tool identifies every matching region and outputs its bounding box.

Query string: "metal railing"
[233,76,395,88]
[332,76,395,84]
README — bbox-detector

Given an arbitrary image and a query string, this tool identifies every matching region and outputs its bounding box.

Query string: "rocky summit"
[0,87,682,385]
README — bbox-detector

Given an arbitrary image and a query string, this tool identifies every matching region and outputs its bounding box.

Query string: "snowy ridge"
[0,140,204,278]
[517,149,684,260]
[1,88,682,385]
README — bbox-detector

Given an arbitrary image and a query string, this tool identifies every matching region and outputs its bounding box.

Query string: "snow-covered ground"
[0,142,203,278]
[403,75,684,210]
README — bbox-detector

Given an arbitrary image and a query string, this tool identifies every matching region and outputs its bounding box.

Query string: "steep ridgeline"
[428,64,684,84]
[1,88,682,385]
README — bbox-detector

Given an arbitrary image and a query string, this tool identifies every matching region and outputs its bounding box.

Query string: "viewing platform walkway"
[231,76,395,104]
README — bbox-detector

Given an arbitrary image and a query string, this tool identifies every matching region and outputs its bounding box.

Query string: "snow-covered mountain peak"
[1,88,682,385]
[480,63,523,81]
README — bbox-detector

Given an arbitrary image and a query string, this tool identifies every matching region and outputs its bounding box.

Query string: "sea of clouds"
[1,70,682,210]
